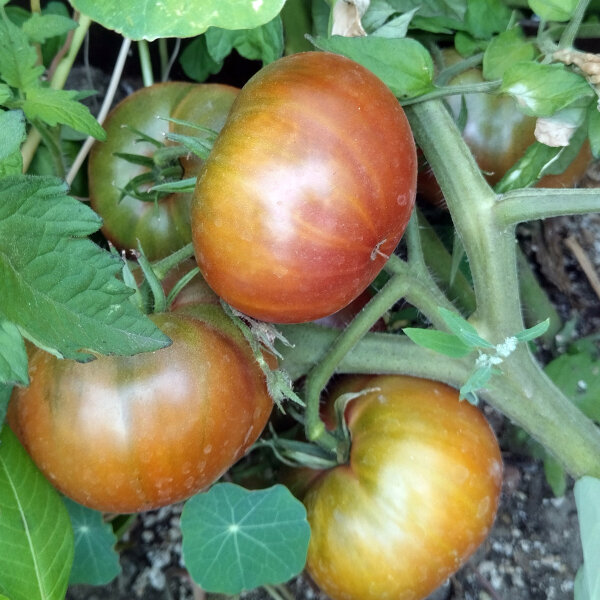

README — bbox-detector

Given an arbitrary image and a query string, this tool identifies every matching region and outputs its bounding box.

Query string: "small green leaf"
[23,87,105,141]
[438,307,494,348]
[454,31,488,56]
[63,498,121,586]
[0,175,171,361]
[464,0,511,39]
[574,477,600,599]
[459,364,493,403]
[588,105,600,159]
[371,8,416,38]
[0,320,28,386]
[0,13,44,90]
[402,328,473,357]
[0,427,74,600]
[179,36,223,82]
[0,109,25,176]
[543,454,566,497]
[529,0,577,22]
[69,0,287,41]
[483,28,535,81]
[310,35,434,98]
[22,13,77,43]
[514,318,550,343]
[182,483,310,594]
[502,62,593,117]
[0,82,11,103]
[150,177,197,194]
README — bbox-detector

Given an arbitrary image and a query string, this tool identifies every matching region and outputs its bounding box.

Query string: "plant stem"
[495,187,600,226]
[401,81,501,106]
[138,40,154,86]
[559,0,591,49]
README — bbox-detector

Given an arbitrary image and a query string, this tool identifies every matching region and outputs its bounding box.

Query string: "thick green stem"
[559,0,591,49]
[138,40,154,87]
[406,99,600,478]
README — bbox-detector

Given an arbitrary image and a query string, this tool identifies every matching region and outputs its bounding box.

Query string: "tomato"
[294,375,502,600]
[89,82,239,261]
[192,52,417,324]
[8,307,273,513]
[418,51,591,203]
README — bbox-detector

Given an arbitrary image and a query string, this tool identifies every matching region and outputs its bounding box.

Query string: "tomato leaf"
[464,0,511,40]
[0,109,25,177]
[403,328,473,357]
[0,427,74,600]
[21,13,77,43]
[459,364,493,403]
[529,0,577,22]
[514,318,550,343]
[0,320,28,386]
[0,12,44,90]
[501,62,593,118]
[574,477,600,599]
[63,498,121,586]
[482,27,536,81]
[69,0,286,41]
[0,175,171,363]
[310,35,434,99]
[438,307,494,348]
[371,9,417,38]
[181,483,310,594]
[22,87,105,141]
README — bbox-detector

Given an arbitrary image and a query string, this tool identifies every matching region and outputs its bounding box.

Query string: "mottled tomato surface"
[192,52,417,323]
[89,82,238,260]
[299,375,503,600]
[8,308,272,513]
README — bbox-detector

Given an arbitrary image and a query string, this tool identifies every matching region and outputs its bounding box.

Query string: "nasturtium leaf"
[402,328,473,357]
[69,0,287,41]
[574,477,600,600]
[0,175,171,361]
[529,0,576,22]
[179,36,223,82]
[22,13,77,43]
[0,13,43,90]
[0,427,74,600]
[483,28,535,81]
[181,483,310,594]
[63,498,121,586]
[464,0,511,39]
[0,109,25,176]
[545,351,600,423]
[23,87,105,141]
[311,35,434,98]
[0,320,28,386]
[502,62,593,117]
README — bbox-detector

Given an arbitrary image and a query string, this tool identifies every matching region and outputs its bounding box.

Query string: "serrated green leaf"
[182,483,310,594]
[403,328,473,357]
[70,0,286,41]
[0,426,74,600]
[574,477,600,600]
[464,0,511,39]
[0,109,25,176]
[514,318,550,343]
[0,175,170,361]
[482,28,535,81]
[63,498,121,586]
[0,320,28,386]
[22,13,77,43]
[502,62,593,118]
[0,12,43,90]
[545,351,600,423]
[438,307,494,348]
[529,0,576,22]
[23,87,105,141]
[310,35,434,98]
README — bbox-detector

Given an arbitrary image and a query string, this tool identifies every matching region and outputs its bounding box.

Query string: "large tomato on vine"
[89,82,238,260]
[191,51,417,324]
[8,306,273,513]
[294,375,503,600]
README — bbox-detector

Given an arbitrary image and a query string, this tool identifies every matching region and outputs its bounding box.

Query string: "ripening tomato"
[192,52,417,323]
[295,375,503,600]
[89,82,238,261]
[418,51,591,204]
[8,307,273,513]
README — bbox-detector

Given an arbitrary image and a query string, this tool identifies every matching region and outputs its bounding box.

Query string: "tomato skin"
[192,52,417,323]
[299,375,502,600]
[8,309,272,513]
[89,82,238,261]
[419,51,591,203]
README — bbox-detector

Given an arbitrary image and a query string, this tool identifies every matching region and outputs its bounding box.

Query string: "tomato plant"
[89,82,238,260]
[191,51,417,323]
[7,307,273,513]
[292,375,502,600]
